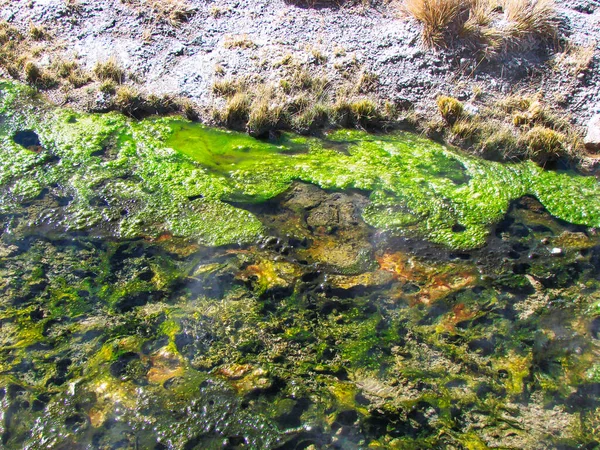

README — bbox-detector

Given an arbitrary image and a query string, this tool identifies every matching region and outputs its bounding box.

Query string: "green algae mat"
[1,81,600,249]
[1,81,600,449]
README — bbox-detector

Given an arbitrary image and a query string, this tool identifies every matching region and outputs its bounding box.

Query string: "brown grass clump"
[0,22,26,78]
[0,21,93,91]
[64,0,83,12]
[52,58,91,87]
[24,61,43,83]
[220,92,251,127]
[417,90,583,164]
[211,62,392,136]
[247,95,283,135]
[114,85,143,115]
[212,78,243,97]
[501,0,558,47]
[94,57,125,83]
[99,80,117,95]
[521,126,566,160]
[403,0,462,48]
[24,61,57,88]
[29,24,49,41]
[350,99,380,126]
[552,41,596,76]
[403,0,559,57]
[223,34,256,50]
[357,71,379,93]
[178,98,198,120]
[120,0,195,26]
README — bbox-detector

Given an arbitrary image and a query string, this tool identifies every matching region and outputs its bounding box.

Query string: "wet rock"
[147,347,184,384]
[300,235,374,274]
[326,270,395,295]
[218,364,254,380]
[12,130,42,151]
[229,366,274,395]
[236,258,300,296]
[281,183,328,212]
[553,231,596,250]
[377,251,477,304]
[584,114,600,152]
[109,352,148,383]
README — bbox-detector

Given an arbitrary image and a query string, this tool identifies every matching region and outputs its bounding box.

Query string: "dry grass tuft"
[120,0,195,26]
[223,34,256,50]
[29,23,49,41]
[416,90,584,164]
[552,41,596,76]
[357,71,379,93]
[403,0,559,56]
[212,78,244,97]
[99,80,117,94]
[403,0,462,48]
[94,57,125,83]
[64,0,83,12]
[437,95,464,125]
[0,21,93,91]
[178,98,198,120]
[521,126,566,159]
[501,0,558,47]
[210,60,393,135]
[24,61,57,88]
[220,92,251,126]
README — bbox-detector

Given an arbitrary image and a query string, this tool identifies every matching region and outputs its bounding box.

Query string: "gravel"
[1,0,599,126]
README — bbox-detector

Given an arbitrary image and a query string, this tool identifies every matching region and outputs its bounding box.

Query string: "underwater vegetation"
[1,81,600,250]
[1,80,600,448]
[0,188,599,449]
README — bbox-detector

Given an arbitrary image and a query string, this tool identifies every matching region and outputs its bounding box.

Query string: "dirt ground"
[1,0,599,128]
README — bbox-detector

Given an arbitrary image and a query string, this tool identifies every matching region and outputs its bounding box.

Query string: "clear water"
[0,96,599,448]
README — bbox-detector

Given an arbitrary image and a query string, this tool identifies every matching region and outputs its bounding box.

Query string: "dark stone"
[13,130,41,149]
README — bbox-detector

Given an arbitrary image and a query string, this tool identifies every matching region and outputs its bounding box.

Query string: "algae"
[2,81,600,249]
[1,80,600,449]
[1,193,599,448]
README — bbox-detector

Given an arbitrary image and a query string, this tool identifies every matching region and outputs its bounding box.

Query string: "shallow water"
[1,82,600,449]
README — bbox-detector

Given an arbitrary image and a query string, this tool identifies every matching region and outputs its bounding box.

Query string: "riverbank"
[1,0,599,168]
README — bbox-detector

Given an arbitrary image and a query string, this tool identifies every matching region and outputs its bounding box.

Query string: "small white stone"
[551,248,563,256]
[584,113,600,152]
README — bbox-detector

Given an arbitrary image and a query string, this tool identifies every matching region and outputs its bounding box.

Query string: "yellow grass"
[403,0,558,55]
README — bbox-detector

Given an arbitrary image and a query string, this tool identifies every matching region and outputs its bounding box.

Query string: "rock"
[550,248,563,256]
[0,244,18,258]
[147,347,185,384]
[584,114,600,152]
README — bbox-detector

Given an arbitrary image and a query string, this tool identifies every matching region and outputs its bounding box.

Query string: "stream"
[0,82,599,449]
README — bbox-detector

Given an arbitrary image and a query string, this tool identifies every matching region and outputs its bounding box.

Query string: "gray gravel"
[2,0,600,125]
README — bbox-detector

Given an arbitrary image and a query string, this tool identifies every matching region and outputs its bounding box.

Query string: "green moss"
[1,81,600,249]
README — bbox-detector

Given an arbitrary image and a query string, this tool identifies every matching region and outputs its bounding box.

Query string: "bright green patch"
[1,82,600,249]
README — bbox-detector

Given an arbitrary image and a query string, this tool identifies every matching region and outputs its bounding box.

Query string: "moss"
[1,81,600,250]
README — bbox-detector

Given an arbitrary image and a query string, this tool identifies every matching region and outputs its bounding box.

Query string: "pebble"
[550,248,563,256]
